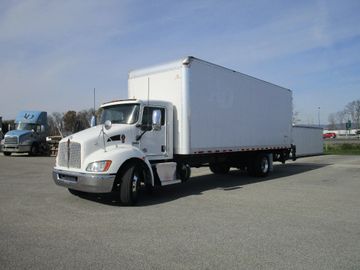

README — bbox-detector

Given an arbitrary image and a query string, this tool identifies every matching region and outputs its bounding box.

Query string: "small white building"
[323,129,358,136]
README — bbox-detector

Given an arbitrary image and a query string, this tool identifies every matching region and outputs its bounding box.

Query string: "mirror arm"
[136,130,147,141]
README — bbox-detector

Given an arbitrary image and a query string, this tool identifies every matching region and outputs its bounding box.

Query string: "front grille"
[58,141,82,169]
[4,136,18,144]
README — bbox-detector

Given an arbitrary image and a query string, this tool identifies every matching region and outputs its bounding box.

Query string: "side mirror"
[152,110,161,131]
[104,120,112,130]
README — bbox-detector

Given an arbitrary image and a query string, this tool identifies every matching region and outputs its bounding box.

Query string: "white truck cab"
[53,99,182,205]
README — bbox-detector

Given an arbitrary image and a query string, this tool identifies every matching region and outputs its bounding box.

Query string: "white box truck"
[53,57,296,205]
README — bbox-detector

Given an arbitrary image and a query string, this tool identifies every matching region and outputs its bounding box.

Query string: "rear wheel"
[209,163,230,174]
[253,154,270,177]
[3,152,11,156]
[119,163,142,205]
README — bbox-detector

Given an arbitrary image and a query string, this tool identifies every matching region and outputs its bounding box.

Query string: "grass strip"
[324,143,360,155]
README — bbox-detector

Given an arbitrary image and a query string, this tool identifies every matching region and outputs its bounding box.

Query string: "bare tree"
[345,100,360,128]
[335,110,346,127]
[47,115,57,136]
[75,109,92,132]
[52,112,64,132]
[328,113,337,130]
[63,111,77,133]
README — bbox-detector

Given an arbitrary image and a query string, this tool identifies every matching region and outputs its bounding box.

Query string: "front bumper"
[2,144,31,153]
[52,168,116,193]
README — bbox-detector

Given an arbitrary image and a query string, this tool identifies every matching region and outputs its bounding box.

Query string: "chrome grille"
[4,136,18,144]
[57,141,82,169]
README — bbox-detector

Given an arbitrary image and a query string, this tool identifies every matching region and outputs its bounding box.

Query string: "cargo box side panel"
[128,67,186,154]
[188,59,292,153]
[292,126,323,156]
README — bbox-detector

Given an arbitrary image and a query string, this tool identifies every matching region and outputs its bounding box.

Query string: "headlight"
[86,160,112,172]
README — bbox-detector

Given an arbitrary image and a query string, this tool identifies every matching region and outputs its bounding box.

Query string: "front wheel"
[3,152,11,156]
[119,163,142,206]
[68,188,84,196]
[29,144,39,156]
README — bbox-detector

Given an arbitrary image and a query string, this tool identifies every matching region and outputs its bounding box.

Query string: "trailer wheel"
[209,163,230,174]
[254,154,270,177]
[119,163,141,205]
[3,152,11,156]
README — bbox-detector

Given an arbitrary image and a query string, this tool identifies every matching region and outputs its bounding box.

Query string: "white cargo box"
[292,125,323,157]
[129,57,292,155]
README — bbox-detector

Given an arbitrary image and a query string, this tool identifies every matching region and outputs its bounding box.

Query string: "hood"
[60,124,137,157]
[5,130,32,137]
[63,125,134,143]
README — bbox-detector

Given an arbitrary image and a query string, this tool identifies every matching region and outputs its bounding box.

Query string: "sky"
[0,0,359,125]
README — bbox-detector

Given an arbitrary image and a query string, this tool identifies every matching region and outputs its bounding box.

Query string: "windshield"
[100,104,140,125]
[15,123,37,131]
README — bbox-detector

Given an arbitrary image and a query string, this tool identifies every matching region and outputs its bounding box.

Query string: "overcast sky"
[0,0,359,124]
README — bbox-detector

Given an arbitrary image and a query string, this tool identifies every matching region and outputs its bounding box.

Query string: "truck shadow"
[75,162,330,206]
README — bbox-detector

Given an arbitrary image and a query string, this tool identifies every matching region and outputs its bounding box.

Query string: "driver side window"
[141,107,165,129]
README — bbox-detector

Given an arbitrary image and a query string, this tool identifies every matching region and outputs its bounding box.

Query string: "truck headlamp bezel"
[86,160,112,172]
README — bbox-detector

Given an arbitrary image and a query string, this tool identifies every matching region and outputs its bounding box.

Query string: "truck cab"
[2,111,48,156]
[53,100,180,204]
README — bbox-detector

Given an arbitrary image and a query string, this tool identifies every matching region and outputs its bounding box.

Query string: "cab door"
[139,106,167,159]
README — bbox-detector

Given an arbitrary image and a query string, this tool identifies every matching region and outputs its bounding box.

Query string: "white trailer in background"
[53,56,296,205]
[292,125,323,157]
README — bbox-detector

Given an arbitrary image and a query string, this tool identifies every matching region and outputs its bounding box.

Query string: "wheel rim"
[260,157,269,173]
[131,172,139,193]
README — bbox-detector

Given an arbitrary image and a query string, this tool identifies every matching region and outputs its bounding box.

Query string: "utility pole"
[318,107,320,127]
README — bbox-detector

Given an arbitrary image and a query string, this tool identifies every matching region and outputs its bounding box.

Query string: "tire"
[178,164,191,182]
[3,152,11,156]
[253,154,270,177]
[209,163,230,174]
[68,188,83,196]
[119,163,141,206]
[29,144,38,156]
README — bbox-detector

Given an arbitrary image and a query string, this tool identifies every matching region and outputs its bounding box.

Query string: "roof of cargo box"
[128,56,291,93]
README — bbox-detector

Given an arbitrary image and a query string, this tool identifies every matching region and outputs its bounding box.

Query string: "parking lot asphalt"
[0,154,360,270]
